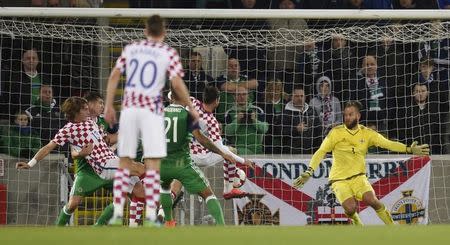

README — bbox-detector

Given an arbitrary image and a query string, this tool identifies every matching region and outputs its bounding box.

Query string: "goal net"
[0,8,449,225]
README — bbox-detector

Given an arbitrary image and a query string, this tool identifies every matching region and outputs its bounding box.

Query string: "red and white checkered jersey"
[115,39,184,114]
[189,97,223,155]
[52,120,117,175]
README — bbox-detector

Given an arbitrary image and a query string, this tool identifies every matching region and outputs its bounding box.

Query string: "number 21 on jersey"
[165,116,178,143]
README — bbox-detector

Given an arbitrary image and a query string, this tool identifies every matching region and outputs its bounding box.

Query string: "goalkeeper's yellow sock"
[375,204,394,225]
[346,212,363,225]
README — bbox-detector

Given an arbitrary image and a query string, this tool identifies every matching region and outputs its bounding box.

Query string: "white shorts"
[99,158,140,193]
[118,107,166,159]
[191,152,224,167]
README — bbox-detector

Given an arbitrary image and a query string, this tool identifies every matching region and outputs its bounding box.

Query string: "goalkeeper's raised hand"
[407,141,430,156]
[293,167,314,188]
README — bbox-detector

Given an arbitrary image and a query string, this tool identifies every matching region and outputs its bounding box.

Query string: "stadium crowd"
[0,0,449,159]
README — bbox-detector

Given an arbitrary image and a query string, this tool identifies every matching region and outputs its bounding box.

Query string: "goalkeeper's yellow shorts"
[331,174,374,204]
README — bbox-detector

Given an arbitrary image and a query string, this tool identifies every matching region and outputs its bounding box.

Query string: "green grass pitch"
[1,225,449,245]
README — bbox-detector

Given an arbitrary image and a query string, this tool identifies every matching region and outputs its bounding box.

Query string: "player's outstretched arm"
[104,67,121,125]
[407,141,430,156]
[192,129,236,165]
[16,141,58,169]
[372,132,430,156]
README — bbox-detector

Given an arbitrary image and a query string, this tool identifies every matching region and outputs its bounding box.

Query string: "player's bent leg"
[56,195,82,226]
[198,187,225,225]
[142,158,162,223]
[362,191,394,225]
[341,197,363,226]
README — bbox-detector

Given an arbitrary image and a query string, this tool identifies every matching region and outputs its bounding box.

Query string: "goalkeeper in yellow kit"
[293,101,430,225]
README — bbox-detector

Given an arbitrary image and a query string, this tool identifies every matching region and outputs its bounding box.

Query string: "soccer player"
[104,15,199,225]
[293,101,430,225]
[160,91,237,226]
[189,86,254,199]
[16,97,145,226]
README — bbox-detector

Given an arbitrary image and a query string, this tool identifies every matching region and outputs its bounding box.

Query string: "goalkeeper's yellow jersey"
[309,124,408,181]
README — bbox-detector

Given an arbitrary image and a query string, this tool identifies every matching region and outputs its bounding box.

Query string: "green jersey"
[164,104,193,155]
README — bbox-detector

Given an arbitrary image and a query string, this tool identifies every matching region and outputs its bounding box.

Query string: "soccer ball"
[233,168,246,188]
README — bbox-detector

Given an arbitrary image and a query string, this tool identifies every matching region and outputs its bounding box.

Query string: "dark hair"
[84,91,103,102]
[15,110,29,118]
[61,97,88,121]
[190,51,202,58]
[344,100,363,112]
[146,15,165,37]
[203,86,220,104]
[292,84,305,92]
[420,57,434,68]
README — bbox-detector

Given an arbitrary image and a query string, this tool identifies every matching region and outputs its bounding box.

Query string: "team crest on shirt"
[236,194,279,225]
[359,139,365,144]
[391,190,426,224]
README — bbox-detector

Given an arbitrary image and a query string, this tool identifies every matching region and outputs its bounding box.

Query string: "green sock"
[55,206,72,226]
[206,196,225,225]
[94,203,114,226]
[346,211,363,226]
[375,204,394,225]
[160,192,173,221]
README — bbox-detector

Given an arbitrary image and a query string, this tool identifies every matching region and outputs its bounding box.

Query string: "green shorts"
[161,153,209,194]
[70,168,113,197]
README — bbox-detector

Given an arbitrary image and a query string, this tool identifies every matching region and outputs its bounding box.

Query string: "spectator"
[183,51,214,101]
[376,37,410,138]
[346,0,364,8]
[415,57,449,114]
[224,87,268,154]
[224,86,265,124]
[309,76,342,136]
[31,0,60,7]
[299,0,344,8]
[0,48,43,121]
[353,55,388,126]
[25,83,64,145]
[70,0,102,7]
[438,0,450,8]
[405,83,446,154]
[0,111,41,158]
[363,0,393,9]
[257,78,287,154]
[394,0,439,9]
[296,41,323,95]
[215,57,258,122]
[281,85,321,154]
[322,34,358,101]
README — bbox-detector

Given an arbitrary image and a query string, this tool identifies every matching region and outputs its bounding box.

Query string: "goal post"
[0,8,449,225]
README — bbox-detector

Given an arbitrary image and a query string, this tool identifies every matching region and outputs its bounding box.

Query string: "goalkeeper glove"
[293,167,314,189]
[407,141,430,156]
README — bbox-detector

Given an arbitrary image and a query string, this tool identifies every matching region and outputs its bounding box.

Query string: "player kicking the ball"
[188,86,254,199]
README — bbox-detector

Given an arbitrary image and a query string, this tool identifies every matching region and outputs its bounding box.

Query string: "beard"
[345,118,358,129]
